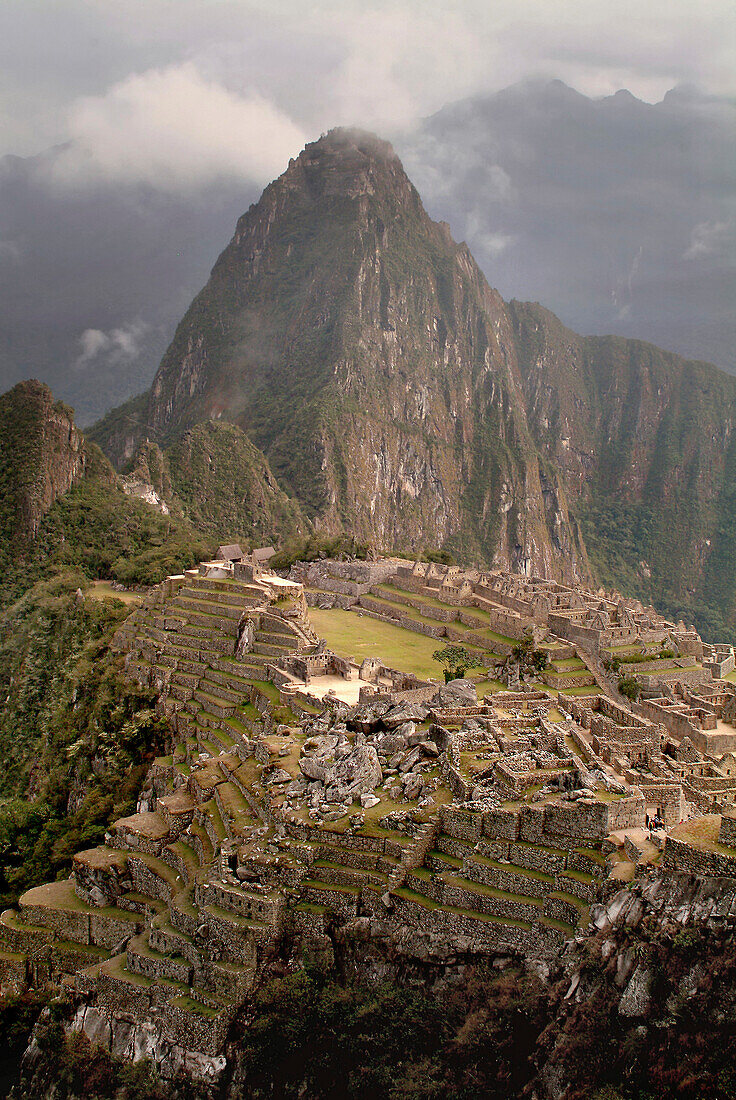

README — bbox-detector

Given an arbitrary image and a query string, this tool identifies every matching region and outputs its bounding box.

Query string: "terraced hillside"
[116,569,317,749]
[0,562,619,1079]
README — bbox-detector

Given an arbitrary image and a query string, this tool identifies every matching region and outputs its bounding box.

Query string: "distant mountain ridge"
[79,128,736,634]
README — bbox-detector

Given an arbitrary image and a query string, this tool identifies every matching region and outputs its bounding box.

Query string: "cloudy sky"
[3,0,732,167]
[0,0,734,422]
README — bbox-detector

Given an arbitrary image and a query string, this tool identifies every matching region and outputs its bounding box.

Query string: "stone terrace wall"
[441,800,612,847]
[720,815,736,845]
[661,837,736,877]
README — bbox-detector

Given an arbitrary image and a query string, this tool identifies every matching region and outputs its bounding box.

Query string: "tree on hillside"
[432,645,476,683]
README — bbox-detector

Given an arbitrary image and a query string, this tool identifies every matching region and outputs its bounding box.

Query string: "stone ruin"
[1,553,734,1083]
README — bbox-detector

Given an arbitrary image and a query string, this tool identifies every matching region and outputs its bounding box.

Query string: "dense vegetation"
[8,930,736,1099]
[28,476,212,593]
[577,498,732,640]
[167,422,308,546]
[0,572,169,907]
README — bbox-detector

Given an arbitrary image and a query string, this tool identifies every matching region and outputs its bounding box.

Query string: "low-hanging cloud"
[684,218,736,261]
[74,320,149,370]
[52,62,306,190]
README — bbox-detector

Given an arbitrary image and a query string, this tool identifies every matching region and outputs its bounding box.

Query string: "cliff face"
[510,301,736,632]
[0,379,90,545]
[93,130,588,580]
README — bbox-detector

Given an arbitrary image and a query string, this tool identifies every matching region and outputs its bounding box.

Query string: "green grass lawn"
[476,679,507,697]
[88,580,142,605]
[308,607,483,680]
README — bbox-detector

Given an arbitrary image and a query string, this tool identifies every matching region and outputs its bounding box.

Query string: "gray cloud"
[398,81,736,371]
[0,3,734,421]
[51,62,306,191]
[1,1,734,159]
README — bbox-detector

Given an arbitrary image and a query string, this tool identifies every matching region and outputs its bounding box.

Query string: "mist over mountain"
[401,80,736,371]
[0,149,259,424]
[0,80,733,425]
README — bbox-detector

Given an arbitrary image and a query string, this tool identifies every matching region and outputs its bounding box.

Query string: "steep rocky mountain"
[91,129,588,581]
[509,301,736,634]
[90,128,736,632]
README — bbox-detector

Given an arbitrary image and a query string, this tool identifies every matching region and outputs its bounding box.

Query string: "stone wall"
[661,836,736,876]
[636,782,685,825]
[719,814,736,846]
[606,791,646,830]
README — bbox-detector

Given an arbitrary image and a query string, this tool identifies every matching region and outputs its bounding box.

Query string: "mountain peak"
[303,127,397,163]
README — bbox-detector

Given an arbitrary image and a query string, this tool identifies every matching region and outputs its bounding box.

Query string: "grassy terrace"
[669,814,736,856]
[250,679,281,705]
[439,873,544,908]
[308,606,506,682]
[88,580,142,605]
[363,590,503,650]
[548,668,594,679]
[376,585,515,637]
[308,607,445,679]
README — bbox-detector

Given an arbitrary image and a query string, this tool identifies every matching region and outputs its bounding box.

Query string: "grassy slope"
[167,420,308,544]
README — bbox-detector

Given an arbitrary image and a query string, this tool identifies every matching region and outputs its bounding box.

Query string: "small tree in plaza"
[432,644,476,683]
[508,637,548,678]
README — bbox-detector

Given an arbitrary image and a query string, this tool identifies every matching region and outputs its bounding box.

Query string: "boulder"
[382,704,428,729]
[618,965,652,1017]
[300,757,327,782]
[436,678,478,706]
[419,740,439,757]
[332,736,383,799]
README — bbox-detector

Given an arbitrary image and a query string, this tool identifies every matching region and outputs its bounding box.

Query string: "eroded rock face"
[71,1006,227,1082]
